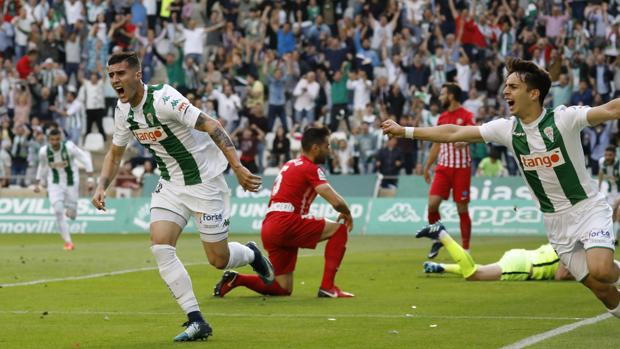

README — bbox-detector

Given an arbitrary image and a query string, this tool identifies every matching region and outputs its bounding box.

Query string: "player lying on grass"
[417,222,574,281]
[92,51,274,342]
[214,126,355,298]
[382,57,620,318]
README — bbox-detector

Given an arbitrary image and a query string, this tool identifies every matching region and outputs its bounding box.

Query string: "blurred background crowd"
[1,0,620,193]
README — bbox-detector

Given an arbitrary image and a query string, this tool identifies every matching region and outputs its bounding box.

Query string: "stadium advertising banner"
[0,196,544,235]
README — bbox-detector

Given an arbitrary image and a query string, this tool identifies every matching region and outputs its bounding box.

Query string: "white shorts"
[150,174,231,243]
[48,183,79,210]
[543,193,615,281]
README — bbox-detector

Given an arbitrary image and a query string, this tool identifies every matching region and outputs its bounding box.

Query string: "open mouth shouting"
[114,85,126,100]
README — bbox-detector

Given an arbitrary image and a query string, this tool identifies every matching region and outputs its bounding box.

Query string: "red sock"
[321,224,348,289]
[459,211,471,250]
[428,211,441,224]
[234,274,291,296]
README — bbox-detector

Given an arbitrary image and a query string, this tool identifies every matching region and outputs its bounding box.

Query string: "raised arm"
[194,113,262,191]
[92,144,126,210]
[587,98,620,126]
[315,183,353,231]
[381,119,484,143]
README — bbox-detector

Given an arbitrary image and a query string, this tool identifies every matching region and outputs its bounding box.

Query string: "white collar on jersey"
[520,108,547,129]
[130,84,148,112]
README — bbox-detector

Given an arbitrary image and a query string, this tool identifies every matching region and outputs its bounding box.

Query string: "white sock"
[151,244,199,314]
[53,202,71,243]
[608,301,620,319]
[225,242,255,269]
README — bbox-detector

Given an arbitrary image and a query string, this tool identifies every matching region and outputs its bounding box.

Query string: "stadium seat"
[83,133,105,153]
[115,187,132,198]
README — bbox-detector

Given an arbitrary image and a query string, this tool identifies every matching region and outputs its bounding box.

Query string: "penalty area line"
[500,312,611,349]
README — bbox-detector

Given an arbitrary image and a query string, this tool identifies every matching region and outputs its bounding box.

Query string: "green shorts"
[497,249,531,281]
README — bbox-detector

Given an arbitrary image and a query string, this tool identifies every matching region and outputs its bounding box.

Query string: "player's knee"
[207,253,229,270]
[150,244,176,264]
[589,265,617,284]
[333,224,348,244]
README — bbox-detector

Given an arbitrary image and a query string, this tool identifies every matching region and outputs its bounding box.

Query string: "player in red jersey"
[423,83,474,258]
[213,126,355,298]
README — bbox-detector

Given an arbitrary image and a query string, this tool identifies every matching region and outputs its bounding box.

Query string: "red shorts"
[429,165,471,202]
[260,212,326,275]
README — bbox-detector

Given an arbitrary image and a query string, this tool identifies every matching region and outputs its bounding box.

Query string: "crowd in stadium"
[0,0,619,189]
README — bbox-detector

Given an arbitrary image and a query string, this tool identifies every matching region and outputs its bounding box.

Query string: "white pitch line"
[500,313,612,349]
[0,310,585,321]
[0,262,207,288]
[0,254,319,288]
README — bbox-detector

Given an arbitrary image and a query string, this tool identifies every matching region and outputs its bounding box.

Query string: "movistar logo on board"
[520,148,565,170]
[133,126,168,144]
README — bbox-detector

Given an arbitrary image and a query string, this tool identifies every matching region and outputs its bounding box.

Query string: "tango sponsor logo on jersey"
[49,161,69,169]
[133,126,168,144]
[519,148,565,170]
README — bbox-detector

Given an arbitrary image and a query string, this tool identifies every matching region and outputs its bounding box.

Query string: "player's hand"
[381,119,405,139]
[423,168,431,184]
[91,186,107,211]
[338,213,353,232]
[233,165,262,192]
[33,185,41,193]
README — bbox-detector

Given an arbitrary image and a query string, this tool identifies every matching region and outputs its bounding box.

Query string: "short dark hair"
[506,58,551,106]
[48,128,62,137]
[606,145,616,153]
[442,82,462,102]
[107,51,141,70]
[301,126,330,152]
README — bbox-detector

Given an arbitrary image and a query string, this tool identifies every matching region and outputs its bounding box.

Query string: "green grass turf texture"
[1,234,619,349]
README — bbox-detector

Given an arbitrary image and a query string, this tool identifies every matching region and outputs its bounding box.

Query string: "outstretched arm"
[587,98,620,126]
[194,113,262,192]
[382,119,484,143]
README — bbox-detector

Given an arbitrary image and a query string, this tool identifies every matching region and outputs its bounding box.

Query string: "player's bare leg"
[150,219,212,342]
[52,201,73,250]
[426,195,444,258]
[317,219,353,298]
[582,247,620,317]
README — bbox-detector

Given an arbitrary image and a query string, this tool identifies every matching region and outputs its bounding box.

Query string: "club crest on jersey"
[543,127,554,142]
[146,113,154,125]
[133,126,168,144]
[520,148,565,170]
[456,118,463,125]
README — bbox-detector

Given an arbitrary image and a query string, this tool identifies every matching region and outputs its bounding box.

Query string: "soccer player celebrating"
[382,58,620,318]
[34,128,94,250]
[92,52,274,342]
[213,126,354,298]
[598,145,620,236]
[423,82,475,259]
[417,222,574,281]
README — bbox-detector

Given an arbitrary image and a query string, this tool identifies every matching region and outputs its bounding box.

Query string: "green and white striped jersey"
[112,84,227,186]
[36,141,93,187]
[598,158,620,194]
[480,106,598,213]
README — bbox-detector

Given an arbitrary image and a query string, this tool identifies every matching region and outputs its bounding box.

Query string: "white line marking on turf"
[0,255,319,288]
[0,310,585,321]
[500,313,612,349]
[0,262,208,288]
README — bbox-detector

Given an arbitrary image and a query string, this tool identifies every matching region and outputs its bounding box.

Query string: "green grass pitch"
[1,234,619,349]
